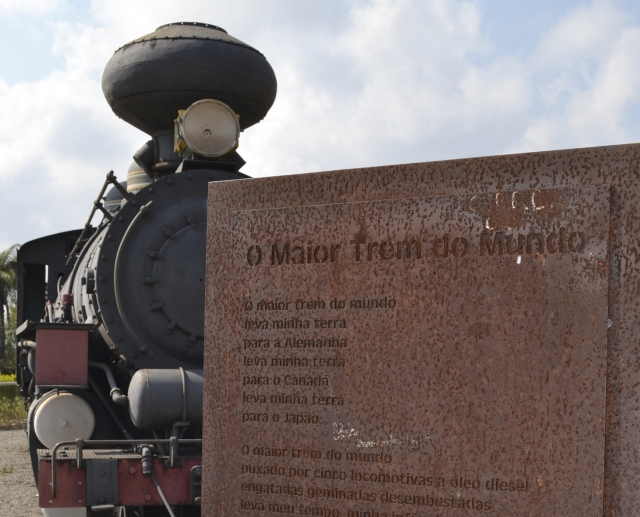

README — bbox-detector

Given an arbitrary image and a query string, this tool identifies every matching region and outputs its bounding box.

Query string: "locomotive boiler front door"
[205,174,610,517]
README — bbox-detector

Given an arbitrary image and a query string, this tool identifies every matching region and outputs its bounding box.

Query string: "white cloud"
[535,0,629,67]
[511,0,640,152]
[50,22,114,77]
[0,0,65,17]
[239,0,532,174]
[2,0,640,249]
[0,50,143,244]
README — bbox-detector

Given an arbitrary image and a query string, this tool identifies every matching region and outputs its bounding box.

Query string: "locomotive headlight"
[174,99,240,158]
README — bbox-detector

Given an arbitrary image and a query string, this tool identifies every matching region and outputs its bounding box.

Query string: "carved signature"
[333,422,358,440]
[333,422,436,447]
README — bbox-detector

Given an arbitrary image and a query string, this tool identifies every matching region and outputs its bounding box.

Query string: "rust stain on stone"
[203,143,640,517]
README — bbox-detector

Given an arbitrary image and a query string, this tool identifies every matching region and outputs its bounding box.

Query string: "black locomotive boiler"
[15,22,276,517]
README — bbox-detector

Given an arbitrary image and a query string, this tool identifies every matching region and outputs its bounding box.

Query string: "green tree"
[0,244,19,373]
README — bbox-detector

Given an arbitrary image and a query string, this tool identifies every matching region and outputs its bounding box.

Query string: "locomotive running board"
[38,439,202,509]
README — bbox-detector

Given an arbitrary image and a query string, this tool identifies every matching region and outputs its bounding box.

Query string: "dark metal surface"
[204,143,640,516]
[127,369,204,430]
[102,23,277,135]
[16,321,97,340]
[91,169,241,369]
[104,181,128,211]
[86,459,118,507]
[17,228,83,324]
[190,466,202,505]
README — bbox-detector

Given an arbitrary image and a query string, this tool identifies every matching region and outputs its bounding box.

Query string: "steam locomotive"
[14,22,276,517]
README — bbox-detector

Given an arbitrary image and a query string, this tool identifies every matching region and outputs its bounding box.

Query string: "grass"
[0,396,26,430]
[0,466,14,475]
[0,380,26,430]
[0,373,15,382]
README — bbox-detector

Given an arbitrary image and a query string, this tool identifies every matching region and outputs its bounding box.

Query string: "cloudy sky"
[1,0,639,249]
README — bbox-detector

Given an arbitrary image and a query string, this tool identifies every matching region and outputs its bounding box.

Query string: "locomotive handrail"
[65,171,130,266]
[113,200,154,351]
[50,437,202,497]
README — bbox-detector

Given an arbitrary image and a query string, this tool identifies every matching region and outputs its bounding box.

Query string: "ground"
[0,429,41,516]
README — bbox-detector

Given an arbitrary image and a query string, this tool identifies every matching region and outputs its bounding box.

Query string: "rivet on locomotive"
[15,22,277,517]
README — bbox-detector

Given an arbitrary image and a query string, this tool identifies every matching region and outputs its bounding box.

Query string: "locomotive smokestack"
[102,22,277,174]
[101,22,277,136]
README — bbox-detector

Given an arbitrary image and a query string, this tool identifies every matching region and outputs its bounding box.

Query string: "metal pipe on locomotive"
[14,22,277,517]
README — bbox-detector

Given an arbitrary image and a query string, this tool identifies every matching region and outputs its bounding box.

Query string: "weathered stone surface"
[205,143,640,516]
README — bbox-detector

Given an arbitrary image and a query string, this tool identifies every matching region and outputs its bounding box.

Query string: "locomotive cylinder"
[128,368,204,429]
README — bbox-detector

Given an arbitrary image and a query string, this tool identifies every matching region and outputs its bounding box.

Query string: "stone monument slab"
[205,171,611,516]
